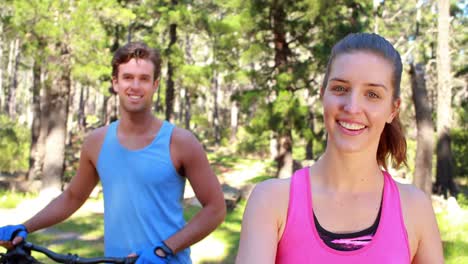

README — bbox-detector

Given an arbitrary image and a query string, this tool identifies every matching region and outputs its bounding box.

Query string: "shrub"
[0,115,30,173]
[451,128,468,179]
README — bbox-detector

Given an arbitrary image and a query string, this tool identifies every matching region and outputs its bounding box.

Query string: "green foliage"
[232,0,374,159]
[167,43,186,68]
[7,0,134,96]
[454,100,468,130]
[458,192,468,210]
[180,65,211,93]
[451,128,468,178]
[190,114,211,144]
[240,43,269,64]
[85,115,102,128]
[0,115,30,173]
[236,126,270,156]
[405,139,417,178]
[0,190,37,209]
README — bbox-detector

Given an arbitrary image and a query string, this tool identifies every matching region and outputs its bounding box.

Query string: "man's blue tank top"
[97,120,191,263]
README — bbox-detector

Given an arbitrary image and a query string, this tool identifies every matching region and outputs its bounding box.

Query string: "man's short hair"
[111,42,162,81]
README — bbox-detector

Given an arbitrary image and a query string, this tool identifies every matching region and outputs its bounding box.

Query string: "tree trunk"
[0,23,4,112]
[230,100,239,143]
[154,84,162,114]
[42,47,71,192]
[305,109,315,160]
[27,60,43,182]
[7,38,20,119]
[212,69,220,146]
[434,0,457,197]
[183,33,193,130]
[78,84,87,130]
[434,132,457,198]
[272,1,293,178]
[102,95,109,125]
[35,72,51,183]
[184,89,191,130]
[4,39,14,113]
[409,63,434,196]
[178,88,184,124]
[165,1,178,122]
[104,92,119,124]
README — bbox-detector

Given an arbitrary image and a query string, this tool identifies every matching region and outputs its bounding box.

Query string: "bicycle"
[0,241,137,264]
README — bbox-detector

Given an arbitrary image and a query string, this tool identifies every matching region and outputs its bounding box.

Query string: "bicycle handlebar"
[0,241,137,264]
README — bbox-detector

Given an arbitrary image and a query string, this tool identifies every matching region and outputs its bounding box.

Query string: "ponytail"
[377,115,407,170]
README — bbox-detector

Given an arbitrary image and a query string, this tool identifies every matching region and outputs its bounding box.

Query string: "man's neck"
[118,110,159,135]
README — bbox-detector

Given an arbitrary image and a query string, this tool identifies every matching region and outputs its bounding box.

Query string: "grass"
[4,202,245,263]
[0,189,37,208]
[187,201,245,264]
[436,191,468,264]
[26,213,105,262]
[436,208,468,263]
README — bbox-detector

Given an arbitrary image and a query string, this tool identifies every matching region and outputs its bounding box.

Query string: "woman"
[236,33,443,264]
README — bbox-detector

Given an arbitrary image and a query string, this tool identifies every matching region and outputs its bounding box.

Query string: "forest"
[0,0,467,262]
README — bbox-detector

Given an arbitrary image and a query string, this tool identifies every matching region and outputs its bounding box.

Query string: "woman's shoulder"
[246,178,292,220]
[249,178,291,202]
[395,181,438,258]
[396,181,435,223]
[395,181,444,262]
[395,181,432,209]
[245,178,292,238]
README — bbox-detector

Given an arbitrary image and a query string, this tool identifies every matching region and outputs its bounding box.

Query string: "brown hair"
[111,41,162,81]
[322,33,407,170]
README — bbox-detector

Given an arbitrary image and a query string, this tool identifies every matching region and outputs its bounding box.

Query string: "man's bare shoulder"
[83,126,109,146]
[171,126,199,145]
[81,126,110,161]
[170,126,206,157]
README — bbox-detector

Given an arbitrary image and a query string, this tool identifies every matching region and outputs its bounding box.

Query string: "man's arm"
[163,128,226,254]
[3,129,103,246]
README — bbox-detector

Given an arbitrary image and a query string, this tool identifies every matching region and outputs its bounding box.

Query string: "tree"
[165,0,178,122]
[237,0,372,177]
[409,62,434,195]
[433,0,457,197]
[406,0,435,196]
[42,42,72,192]
[8,0,133,191]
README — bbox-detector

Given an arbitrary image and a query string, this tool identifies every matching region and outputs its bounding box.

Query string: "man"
[0,42,226,264]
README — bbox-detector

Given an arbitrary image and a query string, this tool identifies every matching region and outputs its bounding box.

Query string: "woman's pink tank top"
[276,168,411,263]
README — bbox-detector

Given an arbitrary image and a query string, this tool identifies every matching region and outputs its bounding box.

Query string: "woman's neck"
[313,147,383,192]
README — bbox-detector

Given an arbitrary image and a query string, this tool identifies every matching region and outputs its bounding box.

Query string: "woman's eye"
[368,91,380,99]
[332,86,346,92]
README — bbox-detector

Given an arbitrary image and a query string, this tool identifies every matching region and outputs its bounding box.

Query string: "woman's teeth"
[338,121,365,130]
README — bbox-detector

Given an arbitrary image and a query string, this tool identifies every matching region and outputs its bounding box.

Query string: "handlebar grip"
[18,242,138,264]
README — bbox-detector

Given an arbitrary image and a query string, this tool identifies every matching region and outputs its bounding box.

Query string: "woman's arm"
[400,183,444,264]
[236,179,289,264]
[411,190,444,264]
